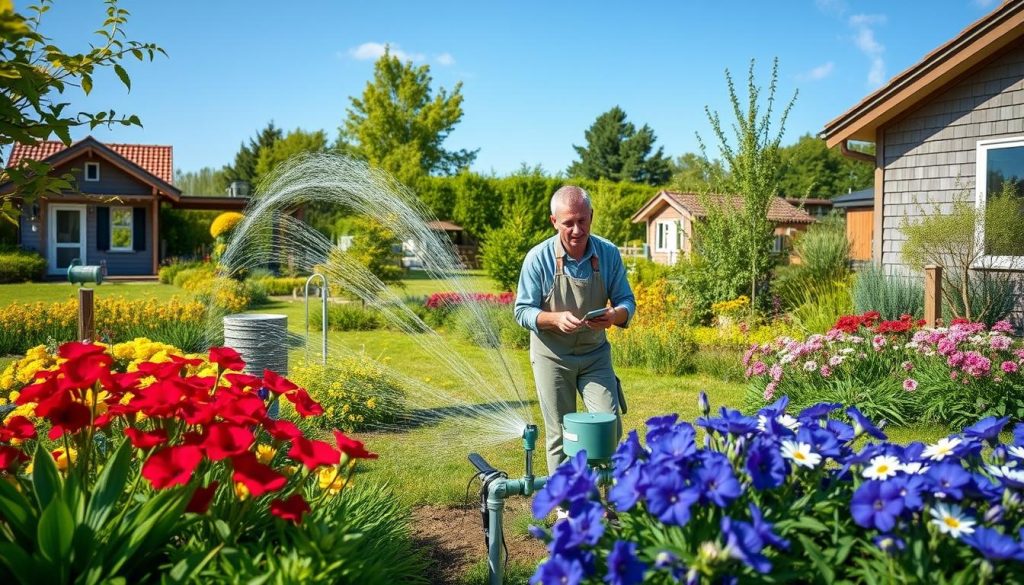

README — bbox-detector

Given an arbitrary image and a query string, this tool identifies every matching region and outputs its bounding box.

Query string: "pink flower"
[1002,361,1019,374]
[820,365,832,377]
[903,378,918,392]
[901,361,913,372]
[990,335,1012,351]
[991,320,1014,333]
[872,335,886,350]
[763,381,777,401]
[770,364,783,382]
[751,361,767,376]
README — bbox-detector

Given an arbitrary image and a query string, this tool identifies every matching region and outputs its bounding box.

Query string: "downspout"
[840,140,875,164]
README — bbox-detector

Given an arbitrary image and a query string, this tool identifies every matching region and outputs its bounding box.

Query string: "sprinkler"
[468,415,618,585]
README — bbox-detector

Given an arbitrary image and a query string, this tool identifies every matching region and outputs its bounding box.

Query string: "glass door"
[48,205,86,275]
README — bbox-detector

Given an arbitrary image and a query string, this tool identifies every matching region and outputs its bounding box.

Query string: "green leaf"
[31,443,62,509]
[37,498,74,563]
[0,477,38,545]
[796,534,835,583]
[86,440,132,531]
[81,74,93,95]
[113,63,130,91]
[0,542,36,585]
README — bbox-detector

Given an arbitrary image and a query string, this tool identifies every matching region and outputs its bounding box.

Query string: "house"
[785,197,834,220]
[630,190,816,265]
[1,136,248,277]
[820,0,1024,316]
[830,188,875,262]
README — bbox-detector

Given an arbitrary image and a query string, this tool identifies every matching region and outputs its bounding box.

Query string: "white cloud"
[435,52,455,66]
[974,0,998,8]
[849,14,887,86]
[799,62,835,81]
[815,0,847,16]
[346,42,425,63]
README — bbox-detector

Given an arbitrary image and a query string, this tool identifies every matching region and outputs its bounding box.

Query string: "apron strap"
[590,255,599,273]
[554,238,566,276]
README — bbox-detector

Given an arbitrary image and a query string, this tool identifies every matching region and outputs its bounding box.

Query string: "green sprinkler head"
[522,424,538,452]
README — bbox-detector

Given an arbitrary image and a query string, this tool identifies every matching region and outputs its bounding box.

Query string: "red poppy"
[103,371,146,396]
[0,416,36,441]
[224,372,261,390]
[285,388,324,417]
[215,393,267,425]
[210,347,246,372]
[288,436,340,470]
[58,341,107,360]
[204,423,255,460]
[262,369,297,395]
[333,431,379,460]
[231,451,287,496]
[136,360,186,379]
[16,377,59,405]
[0,446,25,471]
[124,427,169,449]
[59,354,114,389]
[141,445,204,489]
[269,493,310,524]
[131,378,188,417]
[36,395,91,440]
[169,354,204,368]
[264,418,302,441]
[186,481,219,514]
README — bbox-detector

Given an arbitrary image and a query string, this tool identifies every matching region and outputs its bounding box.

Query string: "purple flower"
[609,464,643,512]
[962,526,1024,561]
[605,541,647,585]
[799,402,842,420]
[698,408,759,436]
[653,550,687,582]
[925,462,971,500]
[644,472,699,527]
[612,431,645,471]
[696,454,742,507]
[827,419,855,443]
[533,451,596,518]
[760,396,790,418]
[746,435,788,490]
[847,406,887,440]
[892,474,926,511]
[964,416,1010,445]
[645,414,680,445]
[531,555,585,585]
[551,500,605,552]
[851,480,905,532]
[697,391,710,417]
[1013,423,1024,448]
[721,516,772,573]
[649,423,697,464]
[748,503,789,550]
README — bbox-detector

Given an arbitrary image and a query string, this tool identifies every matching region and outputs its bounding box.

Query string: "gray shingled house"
[821,0,1024,320]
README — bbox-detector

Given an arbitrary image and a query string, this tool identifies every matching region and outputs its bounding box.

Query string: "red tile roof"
[6,139,174,184]
[662,191,816,224]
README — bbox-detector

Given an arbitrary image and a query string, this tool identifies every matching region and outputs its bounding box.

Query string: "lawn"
[388,268,499,298]
[0,281,187,307]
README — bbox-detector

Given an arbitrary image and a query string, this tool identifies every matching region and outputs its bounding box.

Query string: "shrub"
[188,276,253,313]
[791,214,850,281]
[852,263,925,320]
[446,303,528,350]
[609,318,697,376]
[248,276,308,296]
[530,400,1024,583]
[669,254,728,324]
[172,264,215,288]
[624,257,673,287]
[787,276,855,334]
[209,211,245,238]
[944,269,1018,328]
[480,200,545,292]
[158,259,204,284]
[290,355,407,432]
[0,251,45,283]
[311,303,385,332]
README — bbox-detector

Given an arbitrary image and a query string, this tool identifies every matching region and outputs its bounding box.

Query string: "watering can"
[67,258,104,286]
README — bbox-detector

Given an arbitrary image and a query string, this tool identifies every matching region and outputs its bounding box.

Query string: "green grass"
[390,269,500,298]
[0,282,188,307]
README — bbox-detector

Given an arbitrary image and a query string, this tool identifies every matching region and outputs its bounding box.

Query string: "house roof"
[831,188,875,209]
[3,136,180,200]
[631,191,816,224]
[426,220,464,231]
[821,0,1024,147]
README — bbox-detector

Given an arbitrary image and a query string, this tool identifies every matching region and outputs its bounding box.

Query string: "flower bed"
[744,312,1023,428]
[529,395,1024,583]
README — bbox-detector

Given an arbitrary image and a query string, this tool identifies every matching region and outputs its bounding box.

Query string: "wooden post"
[78,288,95,341]
[924,265,942,327]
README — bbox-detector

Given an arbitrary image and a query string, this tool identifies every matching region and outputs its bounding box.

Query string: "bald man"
[514,185,636,474]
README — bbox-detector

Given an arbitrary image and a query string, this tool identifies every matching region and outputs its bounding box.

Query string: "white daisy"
[922,437,962,461]
[1008,445,1024,460]
[900,461,929,475]
[777,414,801,432]
[862,455,902,480]
[929,503,976,538]
[781,440,821,469]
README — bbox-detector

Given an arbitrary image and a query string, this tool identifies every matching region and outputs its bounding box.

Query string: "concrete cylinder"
[222,313,289,376]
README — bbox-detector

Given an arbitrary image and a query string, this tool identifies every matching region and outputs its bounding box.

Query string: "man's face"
[550,200,593,251]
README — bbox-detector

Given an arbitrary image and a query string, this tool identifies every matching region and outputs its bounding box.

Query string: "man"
[514,185,636,474]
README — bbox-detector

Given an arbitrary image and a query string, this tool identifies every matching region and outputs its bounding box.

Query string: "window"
[773,235,785,254]
[655,220,678,252]
[110,207,133,251]
[84,162,100,182]
[976,138,1024,267]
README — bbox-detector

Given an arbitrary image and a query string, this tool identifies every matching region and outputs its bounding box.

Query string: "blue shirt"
[515,235,636,334]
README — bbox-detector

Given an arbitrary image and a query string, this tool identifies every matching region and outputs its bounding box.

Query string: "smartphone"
[582,307,610,321]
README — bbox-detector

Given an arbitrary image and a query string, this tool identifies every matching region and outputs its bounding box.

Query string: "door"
[48,205,87,276]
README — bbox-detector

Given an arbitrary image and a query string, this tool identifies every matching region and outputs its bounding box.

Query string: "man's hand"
[538,310,584,333]
[584,307,617,331]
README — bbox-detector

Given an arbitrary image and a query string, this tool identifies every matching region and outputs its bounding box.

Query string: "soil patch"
[411,499,547,584]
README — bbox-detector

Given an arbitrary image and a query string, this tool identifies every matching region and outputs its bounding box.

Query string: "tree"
[777,134,873,197]
[670,152,724,192]
[567,106,671,186]
[340,47,477,186]
[0,0,164,221]
[481,201,545,292]
[346,216,404,287]
[174,167,226,196]
[695,58,797,307]
[254,128,327,185]
[222,122,282,189]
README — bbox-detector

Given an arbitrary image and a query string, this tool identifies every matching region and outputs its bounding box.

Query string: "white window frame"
[110,206,133,252]
[975,137,1024,269]
[84,162,100,182]
[654,220,679,252]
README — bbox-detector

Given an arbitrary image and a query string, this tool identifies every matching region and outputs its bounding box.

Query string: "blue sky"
[28,0,1004,176]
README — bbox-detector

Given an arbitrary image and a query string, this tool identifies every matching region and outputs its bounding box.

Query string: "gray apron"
[530,237,622,474]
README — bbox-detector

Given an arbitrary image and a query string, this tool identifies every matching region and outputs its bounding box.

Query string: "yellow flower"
[52,447,77,472]
[256,444,277,465]
[318,467,346,494]
[234,482,250,501]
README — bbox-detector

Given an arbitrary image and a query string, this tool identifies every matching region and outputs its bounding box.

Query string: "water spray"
[468,413,619,585]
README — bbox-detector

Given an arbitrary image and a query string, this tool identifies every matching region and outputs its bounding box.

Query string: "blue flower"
[851,480,905,532]
[826,419,855,443]
[612,430,645,472]
[533,472,571,519]
[532,451,597,519]
[609,463,644,512]
[649,423,697,464]
[530,555,586,585]
[644,471,700,527]
[797,426,843,459]
[645,414,680,445]
[799,402,842,420]
[653,550,687,582]
[721,516,772,573]
[748,503,790,550]
[696,454,742,507]
[759,395,790,418]
[962,526,1024,561]
[891,474,926,511]
[528,524,550,542]
[551,500,606,552]
[872,534,905,555]
[698,391,710,417]
[605,541,647,585]
[699,408,759,436]
[1013,422,1024,447]
[745,435,787,490]
[847,406,887,440]
[964,416,1010,445]
[925,462,971,500]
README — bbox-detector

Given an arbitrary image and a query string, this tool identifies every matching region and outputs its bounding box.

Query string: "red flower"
[36,395,91,440]
[269,493,310,524]
[59,354,114,390]
[334,431,378,460]
[224,372,261,390]
[131,378,189,417]
[285,388,324,417]
[264,418,302,441]
[16,377,59,405]
[169,354,204,368]
[231,452,286,497]
[204,423,255,460]
[142,445,204,489]
[210,347,246,372]
[124,427,169,449]
[58,341,107,360]
[0,446,25,472]
[0,416,36,442]
[186,481,219,514]
[136,360,186,379]
[262,369,297,395]
[288,436,340,470]
[215,393,267,425]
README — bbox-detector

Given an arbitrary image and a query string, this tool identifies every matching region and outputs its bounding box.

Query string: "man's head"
[550,186,593,257]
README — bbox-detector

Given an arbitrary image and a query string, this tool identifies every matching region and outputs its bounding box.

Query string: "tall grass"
[852,264,924,319]
[789,277,855,334]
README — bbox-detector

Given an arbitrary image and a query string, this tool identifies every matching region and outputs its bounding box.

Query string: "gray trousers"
[530,342,622,474]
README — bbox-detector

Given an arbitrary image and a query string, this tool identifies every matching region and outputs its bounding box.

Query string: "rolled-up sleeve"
[605,249,636,328]
[514,249,544,334]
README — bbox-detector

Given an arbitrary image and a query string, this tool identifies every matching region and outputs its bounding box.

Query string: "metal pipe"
[303,273,328,365]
